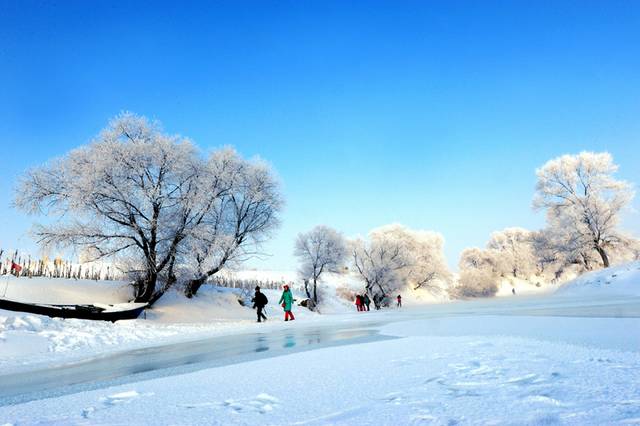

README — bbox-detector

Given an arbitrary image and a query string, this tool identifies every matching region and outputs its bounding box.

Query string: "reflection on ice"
[0,324,388,406]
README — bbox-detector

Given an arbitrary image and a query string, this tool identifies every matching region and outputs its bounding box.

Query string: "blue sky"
[1,1,639,270]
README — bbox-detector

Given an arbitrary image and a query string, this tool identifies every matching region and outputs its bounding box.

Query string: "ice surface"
[0,263,639,424]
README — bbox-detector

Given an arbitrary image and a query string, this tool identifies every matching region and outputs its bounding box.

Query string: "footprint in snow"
[212,393,280,415]
[468,365,496,376]
[616,400,640,406]
[523,395,565,406]
[179,402,216,409]
[101,390,142,406]
[423,376,440,385]
[81,407,95,419]
[255,393,280,404]
[391,356,427,366]
[445,386,482,398]
[380,392,404,404]
[468,341,494,348]
[82,390,151,419]
[504,373,540,386]
[410,413,438,423]
[447,363,471,372]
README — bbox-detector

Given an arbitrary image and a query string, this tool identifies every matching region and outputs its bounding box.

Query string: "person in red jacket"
[396,294,402,308]
[355,295,363,311]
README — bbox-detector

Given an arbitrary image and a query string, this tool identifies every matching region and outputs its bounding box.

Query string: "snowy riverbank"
[1,263,639,371]
[0,283,335,370]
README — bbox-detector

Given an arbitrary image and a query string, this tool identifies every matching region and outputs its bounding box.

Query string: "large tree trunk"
[163,254,178,291]
[147,290,166,306]
[313,277,318,304]
[304,279,312,300]
[135,272,157,303]
[184,275,207,298]
[184,264,224,298]
[596,245,610,268]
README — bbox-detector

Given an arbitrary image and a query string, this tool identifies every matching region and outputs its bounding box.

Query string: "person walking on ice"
[279,284,295,321]
[363,293,371,311]
[252,286,268,323]
[396,294,402,308]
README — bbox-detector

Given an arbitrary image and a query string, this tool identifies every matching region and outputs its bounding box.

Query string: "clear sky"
[1,1,639,270]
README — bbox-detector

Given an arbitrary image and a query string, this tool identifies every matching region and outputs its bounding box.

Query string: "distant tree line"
[294,152,639,302]
[0,249,122,280]
[207,275,302,292]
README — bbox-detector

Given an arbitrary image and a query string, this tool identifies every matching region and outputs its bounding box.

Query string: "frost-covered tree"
[487,227,536,278]
[351,232,409,298]
[183,153,283,298]
[610,236,640,262]
[351,224,451,298]
[15,113,201,302]
[455,247,502,298]
[15,113,283,303]
[294,225,347,304]
[377,225,452,292]
[530,229,567,280]
[458,247,502,275]
[536,213,601,273]
[534,152,634,268]
[453,268,499,298]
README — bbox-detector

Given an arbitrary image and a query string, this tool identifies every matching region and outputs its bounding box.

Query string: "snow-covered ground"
[0,275,338,369]
[557,261,640,297]
[0,263,639,425]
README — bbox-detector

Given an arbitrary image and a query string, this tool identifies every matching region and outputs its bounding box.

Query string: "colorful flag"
[11,262,22,274]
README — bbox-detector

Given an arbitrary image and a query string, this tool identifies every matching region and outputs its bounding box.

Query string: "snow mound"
[557,261,640,297]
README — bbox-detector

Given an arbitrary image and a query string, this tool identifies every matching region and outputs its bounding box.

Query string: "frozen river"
[1,293,639,407]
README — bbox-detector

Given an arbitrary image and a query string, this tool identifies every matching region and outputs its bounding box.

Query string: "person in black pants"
[363,293,371,311]
[252,286,268,322]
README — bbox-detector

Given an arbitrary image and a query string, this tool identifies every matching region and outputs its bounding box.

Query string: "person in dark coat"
[363,293,371,311]
[396,294,402,308]
[252,286,268,322]
[372,293,381,310]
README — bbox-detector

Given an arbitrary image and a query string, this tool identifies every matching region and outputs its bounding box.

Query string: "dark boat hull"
[0,298,147,322]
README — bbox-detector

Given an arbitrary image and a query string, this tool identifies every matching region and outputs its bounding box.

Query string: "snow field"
[1,320,639,425]
[0,264,639,424]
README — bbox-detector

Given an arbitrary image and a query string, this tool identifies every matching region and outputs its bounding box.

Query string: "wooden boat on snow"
[0,298,147,322]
